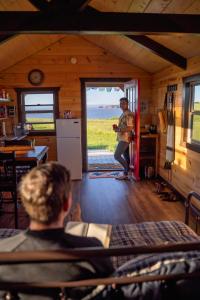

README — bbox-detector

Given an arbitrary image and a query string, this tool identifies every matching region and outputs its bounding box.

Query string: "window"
[183,74,200,152]
[16,88,59,135]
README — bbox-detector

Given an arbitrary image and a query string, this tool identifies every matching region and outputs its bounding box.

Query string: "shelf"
[0,98,12,103]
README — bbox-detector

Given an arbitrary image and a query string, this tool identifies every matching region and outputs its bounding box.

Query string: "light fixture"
[70,57,77,64]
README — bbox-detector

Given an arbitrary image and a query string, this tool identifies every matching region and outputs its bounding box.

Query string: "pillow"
[115,251,200,300]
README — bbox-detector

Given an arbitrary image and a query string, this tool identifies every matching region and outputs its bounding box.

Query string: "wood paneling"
[152,55,200,197]
[0,35,151,160]
[0,35,65,73]
[0,0,199,75]
[0,0,36,11]
[85,35,170,73]
[91,0,199,14]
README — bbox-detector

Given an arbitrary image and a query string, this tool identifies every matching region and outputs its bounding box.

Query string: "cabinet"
[139,134,159,179]
[0,104,7,118]
[0,99,15,119]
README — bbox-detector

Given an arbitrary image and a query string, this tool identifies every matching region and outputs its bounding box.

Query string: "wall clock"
[28,69,44,86]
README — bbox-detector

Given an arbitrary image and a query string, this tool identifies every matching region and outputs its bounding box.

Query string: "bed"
[0,192,200,299]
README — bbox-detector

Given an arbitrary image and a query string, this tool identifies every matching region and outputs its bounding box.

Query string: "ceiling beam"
[28,0,67,11]
[0,12,199,35]
[127,35,187,69]
[0,34,15,45]
[28,0,92,12]
[73,0,93,12]
[87,7,187,69]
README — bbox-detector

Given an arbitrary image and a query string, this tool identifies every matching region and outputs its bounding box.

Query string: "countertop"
[0,135,27,141]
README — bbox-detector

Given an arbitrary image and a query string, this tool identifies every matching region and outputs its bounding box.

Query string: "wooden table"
[0,146,49,168]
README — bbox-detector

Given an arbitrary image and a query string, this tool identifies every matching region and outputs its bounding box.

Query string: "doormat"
[89,171,121,179]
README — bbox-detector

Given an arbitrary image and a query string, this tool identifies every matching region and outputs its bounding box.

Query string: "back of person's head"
[120,97,129,103]
[19,162,71,224]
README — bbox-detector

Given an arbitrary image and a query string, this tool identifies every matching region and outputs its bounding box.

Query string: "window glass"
[24,94,54,105]
[17,88,58,133]
[191,114,200,142]
[183,75,200,152]
[193,84,200,111]
[25,112,54,123]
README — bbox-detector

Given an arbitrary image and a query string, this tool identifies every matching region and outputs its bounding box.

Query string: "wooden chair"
[5,139,35,178]
[0,152,18,228]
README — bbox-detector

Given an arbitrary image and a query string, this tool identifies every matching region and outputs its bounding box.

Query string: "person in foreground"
[113,97,134,180]
[0,162,114,299]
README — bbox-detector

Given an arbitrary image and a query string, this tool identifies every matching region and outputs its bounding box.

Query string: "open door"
[124,80,140,181]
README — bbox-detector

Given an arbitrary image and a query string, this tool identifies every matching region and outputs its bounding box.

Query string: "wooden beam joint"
[127,35,187,69]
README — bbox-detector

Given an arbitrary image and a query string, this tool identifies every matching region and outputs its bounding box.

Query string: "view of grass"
[191,102,200,142]
[192,114,200,142]
[87,118,118,152]
[26,118,54,130]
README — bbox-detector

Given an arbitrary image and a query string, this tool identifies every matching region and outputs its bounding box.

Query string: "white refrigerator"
[56,119,82,180]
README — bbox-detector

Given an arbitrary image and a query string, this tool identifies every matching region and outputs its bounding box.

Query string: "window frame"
[16,87,59,136]
[183,74,200,153]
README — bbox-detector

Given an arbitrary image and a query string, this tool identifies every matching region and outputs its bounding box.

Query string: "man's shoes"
[115,174,129,180]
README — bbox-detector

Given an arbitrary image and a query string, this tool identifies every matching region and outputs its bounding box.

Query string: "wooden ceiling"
[0,0,199,74]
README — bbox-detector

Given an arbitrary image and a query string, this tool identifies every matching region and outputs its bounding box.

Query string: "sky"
[86,88,124,106]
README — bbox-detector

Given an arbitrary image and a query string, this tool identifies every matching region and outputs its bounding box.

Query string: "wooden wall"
[152,56,200,197]
[0,35,151,160]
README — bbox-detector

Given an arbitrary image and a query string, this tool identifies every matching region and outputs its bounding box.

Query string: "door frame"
[80,77,131,172]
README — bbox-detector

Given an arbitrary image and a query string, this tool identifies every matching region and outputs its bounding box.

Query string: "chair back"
[0,151,17,188]
[0,151,18,228]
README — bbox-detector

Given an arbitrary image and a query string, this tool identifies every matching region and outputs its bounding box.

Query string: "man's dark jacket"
[0,228,114,300]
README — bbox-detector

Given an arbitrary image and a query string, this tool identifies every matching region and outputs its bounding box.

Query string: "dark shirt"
[0,228,114,299]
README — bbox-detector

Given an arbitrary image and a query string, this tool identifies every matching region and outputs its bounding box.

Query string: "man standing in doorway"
[113,97,134,180]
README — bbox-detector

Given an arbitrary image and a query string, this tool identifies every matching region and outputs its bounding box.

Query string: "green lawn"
[26,118,54,130]
[26,118,118,152]
[192,114,200,142]
[87,119,118,152]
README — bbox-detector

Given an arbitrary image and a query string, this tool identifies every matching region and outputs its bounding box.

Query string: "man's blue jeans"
[114,141,130,175]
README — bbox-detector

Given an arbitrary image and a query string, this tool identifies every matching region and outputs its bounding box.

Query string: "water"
[26,113,53,119]
[25,106,122,120]
[87,106,121,119]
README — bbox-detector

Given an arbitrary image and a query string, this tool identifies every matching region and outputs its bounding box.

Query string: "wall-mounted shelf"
[0,98,12,103]
[139,134,159,179]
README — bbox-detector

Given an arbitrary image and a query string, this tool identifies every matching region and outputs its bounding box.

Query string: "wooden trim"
[80,78,131,172]
[127,35,187,69]
[0,12,200,34]
[186,142,200,153]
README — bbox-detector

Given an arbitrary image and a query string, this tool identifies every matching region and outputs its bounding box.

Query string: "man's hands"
[113,124,121,132]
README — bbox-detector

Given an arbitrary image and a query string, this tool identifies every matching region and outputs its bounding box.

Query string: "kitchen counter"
[0,135,27,141]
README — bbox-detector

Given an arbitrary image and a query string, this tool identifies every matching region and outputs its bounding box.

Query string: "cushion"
[116,250,200,300]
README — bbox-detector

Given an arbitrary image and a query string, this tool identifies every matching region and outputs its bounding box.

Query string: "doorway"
[80,78,139,176]
[86,84,124,171]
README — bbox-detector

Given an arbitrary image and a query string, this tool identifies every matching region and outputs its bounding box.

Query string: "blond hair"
[19,162,71,224]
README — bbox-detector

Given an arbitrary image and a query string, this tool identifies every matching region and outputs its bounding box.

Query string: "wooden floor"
[76,175,186,225]
[0,174,192,230]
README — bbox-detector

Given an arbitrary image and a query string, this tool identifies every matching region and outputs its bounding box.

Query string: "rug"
[89,171,121,179]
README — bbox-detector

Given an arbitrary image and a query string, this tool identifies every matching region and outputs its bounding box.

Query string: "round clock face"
[28,69,44,86]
